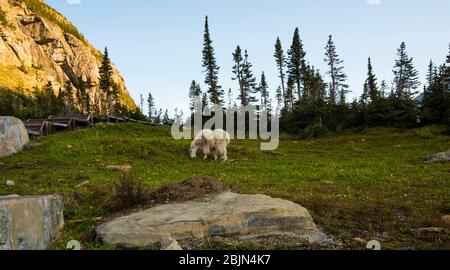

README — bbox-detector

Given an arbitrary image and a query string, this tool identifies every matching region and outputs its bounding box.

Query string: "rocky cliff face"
[0,0,136,110]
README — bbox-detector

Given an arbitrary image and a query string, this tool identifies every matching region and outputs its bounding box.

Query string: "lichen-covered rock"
[0,195,64,250]
[96,192,330,249]
[0,116,29,158]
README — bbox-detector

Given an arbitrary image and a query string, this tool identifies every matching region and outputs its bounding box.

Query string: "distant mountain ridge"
[0,0,136,110]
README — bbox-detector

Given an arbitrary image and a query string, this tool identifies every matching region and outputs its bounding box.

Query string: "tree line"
[188,16,450,136]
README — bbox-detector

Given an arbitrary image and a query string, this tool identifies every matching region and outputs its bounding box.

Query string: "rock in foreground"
[0,195,64,250]
[424,151,450,163]
[0,117,29,158]
[96,192,330,249]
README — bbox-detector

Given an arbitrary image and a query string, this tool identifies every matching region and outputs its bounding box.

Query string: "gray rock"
[424,151,450,163]
[96,192,331,249]
[0,195,64,250]
[0,117,30,158]
[160,237,183,250]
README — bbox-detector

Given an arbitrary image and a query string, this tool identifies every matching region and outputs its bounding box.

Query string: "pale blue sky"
[46,0,450,114]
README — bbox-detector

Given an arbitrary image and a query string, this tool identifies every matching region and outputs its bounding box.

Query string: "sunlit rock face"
[0,0,136,109]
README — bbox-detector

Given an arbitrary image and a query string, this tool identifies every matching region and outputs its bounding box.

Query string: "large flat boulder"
[0,117,30,158]
[96,192,330,249]
[0,195,64,250]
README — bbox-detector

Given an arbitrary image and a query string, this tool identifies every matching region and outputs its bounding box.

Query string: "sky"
[46,0,450,115]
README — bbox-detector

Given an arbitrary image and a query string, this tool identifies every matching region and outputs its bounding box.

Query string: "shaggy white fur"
[190,129,231,161]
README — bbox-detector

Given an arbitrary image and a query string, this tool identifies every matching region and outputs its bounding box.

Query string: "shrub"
[112,173,148,210]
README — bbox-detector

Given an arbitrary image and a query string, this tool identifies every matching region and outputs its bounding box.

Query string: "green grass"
[0,124,449,250]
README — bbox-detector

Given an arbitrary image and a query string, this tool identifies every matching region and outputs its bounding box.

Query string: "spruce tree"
[232,45,245,105]
[162,109,171,125]
[275,86,283,110]
[287,28,306,100]
[285,78,295,110]
[304,67,326,101]
[392,42,420,99]
[188,81,201,113]
[64,80,74,115]
[99,47,114,115]
[78,78,91,115]
[241,50,258,105]
[447,44,450,64]
[274,37,287,101]
[147,92,155,122]
[155,108,163,124]
[362,58,379,103]
[202,92,208,109]
[202,16,223,105]
[421,62,448,125]
[324,35,348,105]
[446,44,450,75]
[140,94,144,112]
[258,72,270,111]
[380,80,388,98]
[43,82,57,116]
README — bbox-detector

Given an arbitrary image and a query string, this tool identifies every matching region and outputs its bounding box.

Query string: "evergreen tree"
[162,109,171,125]
[287,28,306,100]
[56,87,65,115]
[380,80,388,98]
[241,50,258,105]
[324,35,348,105]
[77,78,90,115]
[258,72,271,111]
[140,94,144,112]
[147,92,155,122]
[202,92,208,109]
[154,108,163,124]
[362,58,379,103]
[275,86,283,110]
[421,61,449,125]
[64,80,75,115]
[228,88,232,107]
[285,78,295,110]
[447,44,450,65]
[99,47,114,115]
[202,16,223,105]
[303,67,326,101]
[43,82,58,116]
[232,45,245,105]
[392,42,420,99]
[188,81,201,113]
[274,37,287,103]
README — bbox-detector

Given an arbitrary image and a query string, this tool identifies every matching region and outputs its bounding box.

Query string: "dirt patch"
[149,176,236,204]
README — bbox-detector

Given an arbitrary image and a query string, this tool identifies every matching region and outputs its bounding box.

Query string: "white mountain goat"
[190,129,231,161]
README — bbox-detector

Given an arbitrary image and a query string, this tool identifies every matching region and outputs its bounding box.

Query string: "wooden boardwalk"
[24,115,153,137]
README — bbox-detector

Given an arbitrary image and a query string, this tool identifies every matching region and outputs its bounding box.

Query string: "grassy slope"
[0,124,449,250]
